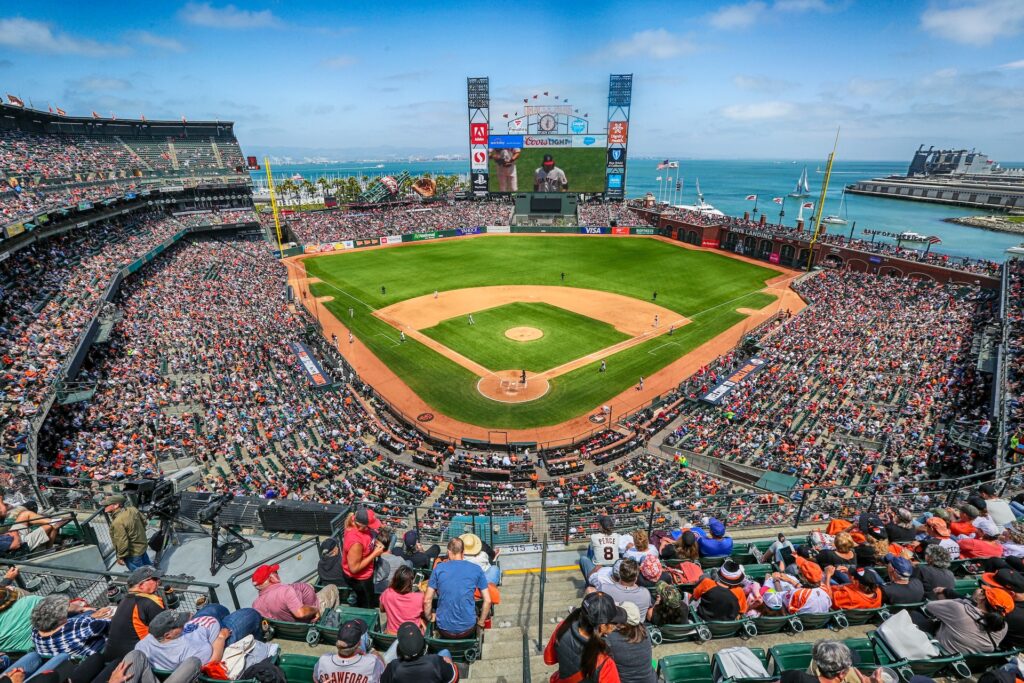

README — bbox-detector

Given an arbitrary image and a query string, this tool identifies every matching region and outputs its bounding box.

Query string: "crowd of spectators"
[1005,259,1024,466]
[0,180,141,225]
[172,209,257,228]
[631,203,1002,276]
[273,200,514,245]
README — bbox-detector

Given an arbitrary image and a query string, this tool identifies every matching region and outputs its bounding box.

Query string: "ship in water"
[847,145,1024,212]
[672,178,725,216]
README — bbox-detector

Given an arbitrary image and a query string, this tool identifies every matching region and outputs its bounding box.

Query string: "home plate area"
[477,370,551,403]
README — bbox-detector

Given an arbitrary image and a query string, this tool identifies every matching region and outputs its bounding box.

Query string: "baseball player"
[490,147,521,192]
[434,290,438,299]
[400,331,406,343]
[468,314,475,325]
[654,315,659,328]
[348,307,354,319]
[534,154,568,192]
[637,376,644,391]
[381,285,386,296]
[599,360,606,373]
[348,332,354,344]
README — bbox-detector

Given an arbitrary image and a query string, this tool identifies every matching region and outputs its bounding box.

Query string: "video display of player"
[487,135,606,194]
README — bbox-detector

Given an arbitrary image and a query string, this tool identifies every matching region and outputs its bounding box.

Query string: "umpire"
[102,494,153,569]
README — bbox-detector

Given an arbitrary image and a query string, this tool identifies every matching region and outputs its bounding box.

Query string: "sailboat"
[673,178,724,216]
[823,189,848,225]
[788,166,811,198]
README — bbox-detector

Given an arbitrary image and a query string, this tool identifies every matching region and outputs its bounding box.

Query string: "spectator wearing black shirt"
[982,568,1024,649]
[885,509,919,544]
[881,554,924,605]
[392,531,440,570]
[317,538,349,589]
[912,544,956,597]
[381,622,458,683]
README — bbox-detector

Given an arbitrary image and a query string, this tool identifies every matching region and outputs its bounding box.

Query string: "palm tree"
[301,179,316,204]
[277,179,296,206]
[317,176,330,201]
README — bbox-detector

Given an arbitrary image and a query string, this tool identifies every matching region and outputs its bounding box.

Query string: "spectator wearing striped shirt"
[32,594,113,657]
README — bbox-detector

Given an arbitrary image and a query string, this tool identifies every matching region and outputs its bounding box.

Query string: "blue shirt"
[428,559,488,633]
[697,535,733,557]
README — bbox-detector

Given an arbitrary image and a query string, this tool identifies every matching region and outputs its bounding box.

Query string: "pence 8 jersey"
[591,533,621,565]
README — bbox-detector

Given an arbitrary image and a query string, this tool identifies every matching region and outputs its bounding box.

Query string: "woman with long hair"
[605,601,655,683]
[379,565,424,634]
[342,508,385,608]
[544,592,624,683]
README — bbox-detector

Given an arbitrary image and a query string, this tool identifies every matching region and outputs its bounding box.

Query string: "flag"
[655,176,663,181]
[6,94,24,107]
[745,194,757,201]
[802,202,813,209]
[110,112,116,120]
[543,91,549,96]
[48,105,53,114]
[656,160,671,170]
[91,111,100,119]
[676,181,682,191]
[56,107,66,116]
[927,236,942,244]
[772,197,784,204]
[502,113,508,118]
[523,98,528,103]
[532,94,538,99]
[181,115,187,123]
[141,113,146,122]
[667,161,679,168]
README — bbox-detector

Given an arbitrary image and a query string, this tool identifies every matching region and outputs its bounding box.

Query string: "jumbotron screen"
[487,134,606,193]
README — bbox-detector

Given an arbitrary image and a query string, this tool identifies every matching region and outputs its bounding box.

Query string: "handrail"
[523,629,532,682]
[537,533,548,652]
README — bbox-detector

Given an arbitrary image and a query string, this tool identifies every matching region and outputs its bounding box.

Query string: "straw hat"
[460,533,483,556]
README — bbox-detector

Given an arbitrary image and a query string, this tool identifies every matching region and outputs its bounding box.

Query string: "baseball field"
[303,235,779,429]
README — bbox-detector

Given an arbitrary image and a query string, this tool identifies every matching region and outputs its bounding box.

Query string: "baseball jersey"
[535,167,567,191]
[315,652,385,683]
[590,533,621,566]
[493,149,518,165]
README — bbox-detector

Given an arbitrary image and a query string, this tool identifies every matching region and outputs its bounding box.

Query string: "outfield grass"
[305,236,779,429]
[421,302,630,373]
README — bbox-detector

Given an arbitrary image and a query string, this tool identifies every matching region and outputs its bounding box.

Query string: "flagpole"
[806,127,841,271]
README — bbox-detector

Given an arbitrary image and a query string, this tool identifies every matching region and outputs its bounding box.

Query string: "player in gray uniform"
[489,147,520,191]
[314,619,384,683]
[534,154,568,192]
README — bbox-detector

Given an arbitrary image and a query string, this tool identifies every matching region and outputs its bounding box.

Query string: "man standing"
[490,147,520,192]
[534,155,568,192]
[423,538,491,639]
[103,494,151,569]
[468,314,475,326]
[599,360,606,373]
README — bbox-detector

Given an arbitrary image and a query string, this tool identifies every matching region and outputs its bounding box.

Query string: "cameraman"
[102,495,152,569]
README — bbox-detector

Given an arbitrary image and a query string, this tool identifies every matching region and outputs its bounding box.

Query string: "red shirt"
[957,537,1003,559]
[342,527,374,580]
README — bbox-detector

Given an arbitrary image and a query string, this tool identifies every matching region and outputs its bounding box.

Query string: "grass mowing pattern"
[421,302,629,373]
[305,236,779,429]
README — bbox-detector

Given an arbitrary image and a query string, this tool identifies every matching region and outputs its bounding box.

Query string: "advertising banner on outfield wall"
[611,227,629,235]
[289,342,331,388]
[487,226,511,233]
[380,235,402,245]
[458,227,482,235]
[769,252,780,264]
[702,238,720,248]
[701,357,768,405]
[412,231,437,240]
[632,227,656,235]
[304,245,319,253]
[579,227,607,234]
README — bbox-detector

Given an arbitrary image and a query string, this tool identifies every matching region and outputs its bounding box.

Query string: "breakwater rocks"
[945,215,1024,235]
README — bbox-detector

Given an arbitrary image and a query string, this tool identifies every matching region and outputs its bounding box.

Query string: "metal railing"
[537,533,548,653]
[10,558,221,610]
[523,630,532,682]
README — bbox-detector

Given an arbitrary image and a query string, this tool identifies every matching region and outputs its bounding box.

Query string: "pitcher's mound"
[478,370,550,403]
[505,326,543,341]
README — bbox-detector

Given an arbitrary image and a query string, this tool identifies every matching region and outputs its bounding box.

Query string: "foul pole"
[264,158,285,256]
[805,128,840,272]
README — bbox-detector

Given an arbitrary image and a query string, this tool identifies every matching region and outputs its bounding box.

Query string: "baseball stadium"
[1,42,1023,683]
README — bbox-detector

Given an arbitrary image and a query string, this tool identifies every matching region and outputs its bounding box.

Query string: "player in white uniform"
[534,154,568,192]
[490,147,520,192]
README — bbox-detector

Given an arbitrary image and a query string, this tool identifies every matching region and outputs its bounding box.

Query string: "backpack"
[238,660,288,683]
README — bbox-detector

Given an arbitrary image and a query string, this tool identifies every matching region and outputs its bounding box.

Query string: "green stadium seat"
[277,654,319,683]
[260,616,319,645]
[712,647,778,683]
[316,605,380,643]
[868,629,969,680]
[795,610,847,632]
[658,652,713,683]
[424,623,482,663]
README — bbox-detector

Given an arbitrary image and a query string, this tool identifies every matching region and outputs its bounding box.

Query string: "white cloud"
[721,100,797,121]
[0,17,127,56]
[321,54,357,69]
[774,0,830,11]
[606,29,697,59]
[180,2,281,29]
[733,74,796,91]
[70,77,132,92]
[1001,59,1024,70]
[128,30,184,52]
[709,1,768,29]
[921,0,1024,46]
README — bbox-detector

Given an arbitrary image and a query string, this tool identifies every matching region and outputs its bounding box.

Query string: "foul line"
[374,332,401,347]
[309,278,377,313]
[648,340,683,354]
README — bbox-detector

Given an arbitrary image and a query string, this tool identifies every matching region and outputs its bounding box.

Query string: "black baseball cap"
[396,622,426,658]
[980,483,998,496]
[321,537,339,556]
[542,154,554,163]
[581,592,627,626]
[337,619,368,648]
[983,568,1024,593]
[403,530,419,549]
[149,610,191,639]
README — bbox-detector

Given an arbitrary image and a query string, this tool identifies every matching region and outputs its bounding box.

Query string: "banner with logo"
[380,235,402,245]
[467,77,490,197]
[289,342,331,388]
[579,227,607,235]
[318,243,334,252]
[412,231,437,241]
[701,238,720,248]
[769,252,781,264]
[632,227,656,235]
[701,357,768,405]
[487,226,511,234]
[457,227,482,235]
[611,226,630,235]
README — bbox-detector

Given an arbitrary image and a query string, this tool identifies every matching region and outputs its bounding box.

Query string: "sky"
[1,0,1023,161]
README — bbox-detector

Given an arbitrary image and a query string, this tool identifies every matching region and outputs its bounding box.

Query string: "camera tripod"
[150,503,253,576]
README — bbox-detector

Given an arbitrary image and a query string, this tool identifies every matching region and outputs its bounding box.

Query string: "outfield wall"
[298,225,661,254]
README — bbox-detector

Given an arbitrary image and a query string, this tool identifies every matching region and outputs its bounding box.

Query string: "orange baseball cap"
[983,586,1015,615]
